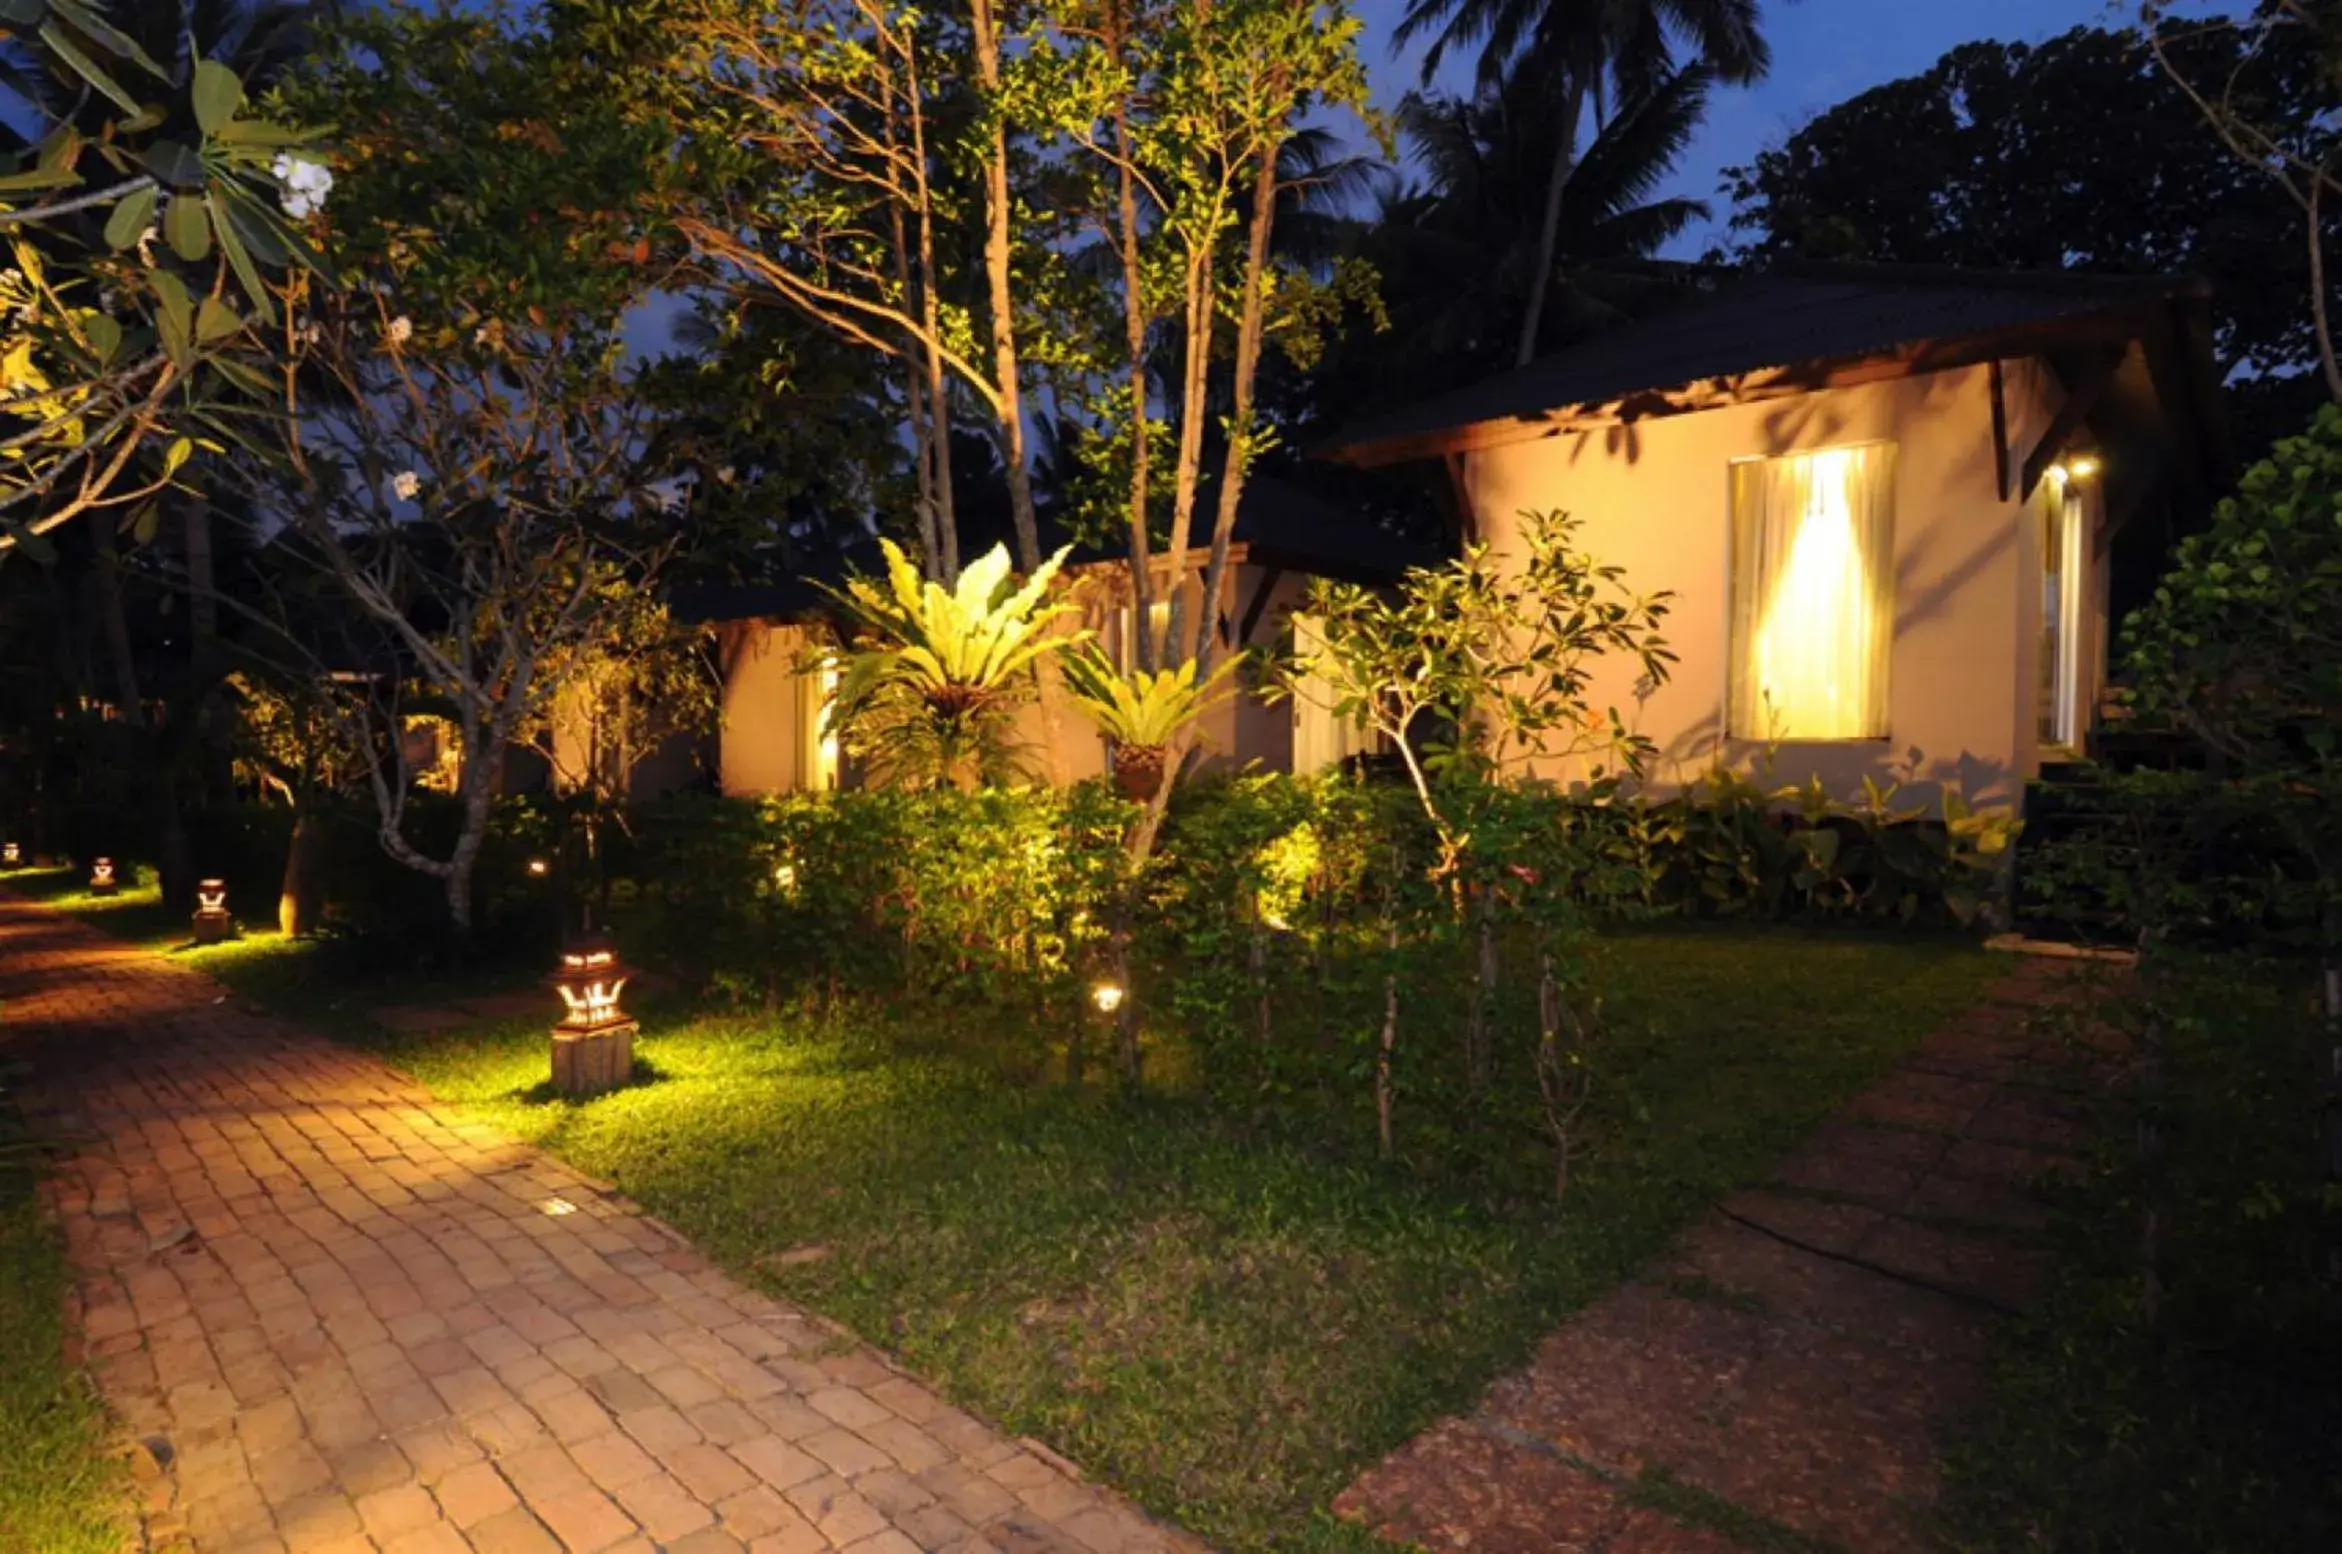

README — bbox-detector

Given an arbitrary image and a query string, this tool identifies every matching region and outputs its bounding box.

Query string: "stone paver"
[0,895,1196,1554]
[1335,957,2116,1554]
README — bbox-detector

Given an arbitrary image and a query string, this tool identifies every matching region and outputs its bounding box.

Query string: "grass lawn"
[2,868,2002,1550]
[0,1160,129,1554]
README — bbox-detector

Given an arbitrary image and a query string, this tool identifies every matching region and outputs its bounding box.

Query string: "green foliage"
[1279,508,1675,870]
[824,540,1081,789]
[1942,956,2342,1553]
[1720,23,2331,408]
[323,923,1993,1554]
[0,0,329,554]
[0,1153,125,1554]
[1060,646,1243,752]
[2125,401,2342,768]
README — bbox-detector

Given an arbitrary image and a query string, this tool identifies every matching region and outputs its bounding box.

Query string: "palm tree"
[1306,59,1713,428]
[1393,0,1769,365]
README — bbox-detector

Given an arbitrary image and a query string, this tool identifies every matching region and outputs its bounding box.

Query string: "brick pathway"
[0,895,1193,1554]
[1334,957,2115,1554]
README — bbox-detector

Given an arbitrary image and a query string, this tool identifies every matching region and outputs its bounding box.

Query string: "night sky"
[1351,0,2122,253]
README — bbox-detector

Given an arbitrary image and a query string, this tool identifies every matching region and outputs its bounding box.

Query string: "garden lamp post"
[192,879,232,945]
[88,857,118,897]
[549,933,635,1097]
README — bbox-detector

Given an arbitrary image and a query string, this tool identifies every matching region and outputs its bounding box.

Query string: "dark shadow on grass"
[502,1053,672,1108]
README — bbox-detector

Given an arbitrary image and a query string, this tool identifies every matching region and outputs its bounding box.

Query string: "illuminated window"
[1290,613,1382,774]
[2039,478,2087,748]
[1728,443,1897,741]
[1114,599,1173,671]
[798,653,840,791]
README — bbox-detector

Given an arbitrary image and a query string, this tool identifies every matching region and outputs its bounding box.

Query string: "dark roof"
[1323,263,2212,467]
[678,477,1430,625]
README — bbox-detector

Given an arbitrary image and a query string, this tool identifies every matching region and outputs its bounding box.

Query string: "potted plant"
[1061,646,1243,800]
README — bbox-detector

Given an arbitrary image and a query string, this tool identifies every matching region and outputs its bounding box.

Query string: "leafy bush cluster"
[609,768,2007,1181]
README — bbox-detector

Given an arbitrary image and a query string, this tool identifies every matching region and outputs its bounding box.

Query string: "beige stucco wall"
[716,620,812,797]
[1461,358,2093,809]
[715,560,1324,794]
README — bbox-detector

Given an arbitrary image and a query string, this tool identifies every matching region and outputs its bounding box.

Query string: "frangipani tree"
[1283,508,1675,875]
[823,538,1081,790]
[0,0,330,557]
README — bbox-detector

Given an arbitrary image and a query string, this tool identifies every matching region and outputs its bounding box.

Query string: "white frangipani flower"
[136,226,158,267]
[390,470,421,501]
[272,154,334,219]
[386,315,413,346]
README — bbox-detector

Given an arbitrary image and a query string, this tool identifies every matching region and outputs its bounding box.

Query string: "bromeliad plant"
[1060,646,1245,800]
[823,539,1081,790]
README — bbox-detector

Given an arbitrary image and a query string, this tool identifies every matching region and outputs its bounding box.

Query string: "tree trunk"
[1197,144,1281,677]
[1467,886,1497,1097]
[1112,929,1141,1088]
[969,0,1042,573]
[1110,11,1158,671]
[1514,76,1589,369]
[280,808,325,937]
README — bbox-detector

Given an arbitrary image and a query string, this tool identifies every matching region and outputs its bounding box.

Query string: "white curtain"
[1291,613,1379,775]
[1729,442,1897,740]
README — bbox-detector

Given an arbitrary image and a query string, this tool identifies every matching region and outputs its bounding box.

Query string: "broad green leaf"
[49,0,164,76]
[163,193,210,261]
[82,311,120,366]
[0,1,51,28]
[0,163,82,192]
[1,516,58,564]
[194,295,239,345]
[191,59,243,136]
[150,267,192,365]
[207,191,275,324]
[37,21,138,116]
[207,355,273,399]
[35,125,79,172]
[101,181,155,250]
[140,139,204,190]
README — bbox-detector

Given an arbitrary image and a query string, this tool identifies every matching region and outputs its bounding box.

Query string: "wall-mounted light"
[2049,454,2103,486]
[192,878,231,945]
[527,858,550,878]
[1091,981,1125,1014]
[89,857,118,897]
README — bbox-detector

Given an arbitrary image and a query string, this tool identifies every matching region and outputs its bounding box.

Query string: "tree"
[2138,2,2342,402]
[1722,23,2338,445]
[0,0,329,556]
[1394,0,1767,365]
[1294,55,1713,432]
[229,0,687,934]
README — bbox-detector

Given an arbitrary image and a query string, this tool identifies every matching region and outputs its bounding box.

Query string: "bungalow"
[683,477,1431,797]
[1320,263,2230,807]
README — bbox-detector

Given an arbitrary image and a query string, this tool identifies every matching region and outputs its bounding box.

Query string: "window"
[1290,613,1381,774]
[797,653,840,791]
[2039,480,2087,748]
[1113,599,1173,671]
[1728,442,1897,740]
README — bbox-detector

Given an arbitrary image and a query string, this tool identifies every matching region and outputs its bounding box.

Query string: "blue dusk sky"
[1350,0,2124,252]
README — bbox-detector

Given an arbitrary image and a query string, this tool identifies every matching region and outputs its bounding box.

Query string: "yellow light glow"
[2,843,18,867]
[90,858,116,889]
[539,1196,579,1217]
[527,858,549,877]
[2065,454,2102,481]
[195,879,228,916]
[773,861,798,891]
[1091,981,1125,1014]
[1750,447,1877,739]
[815,657,841,791]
